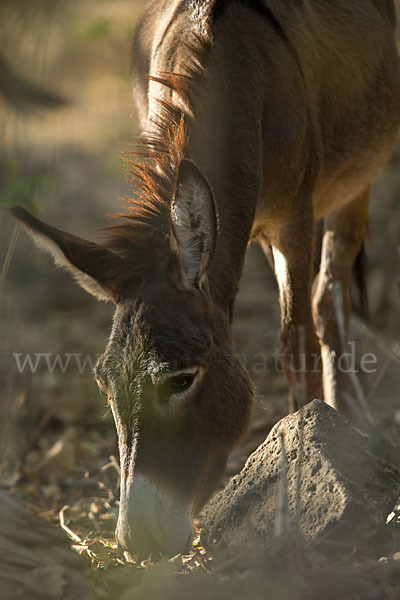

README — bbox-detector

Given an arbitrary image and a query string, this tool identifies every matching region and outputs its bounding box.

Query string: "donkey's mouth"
[116,474,194,559]
[117,521,194,561]
[117,530,164,562]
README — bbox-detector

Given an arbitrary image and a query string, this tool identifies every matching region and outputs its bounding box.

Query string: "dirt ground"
[1,1,400,598]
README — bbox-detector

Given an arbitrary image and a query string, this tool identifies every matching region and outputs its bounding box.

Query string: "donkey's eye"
[158,371,197,404]
[168,373,196,394]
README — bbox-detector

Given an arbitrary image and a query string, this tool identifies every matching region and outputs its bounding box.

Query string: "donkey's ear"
[11,205,126,303]
[170,160,218,290]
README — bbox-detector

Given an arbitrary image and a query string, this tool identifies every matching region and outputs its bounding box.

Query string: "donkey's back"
[133,0,400,219]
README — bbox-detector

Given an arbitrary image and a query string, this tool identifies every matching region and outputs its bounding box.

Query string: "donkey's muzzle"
[116,474,193,559]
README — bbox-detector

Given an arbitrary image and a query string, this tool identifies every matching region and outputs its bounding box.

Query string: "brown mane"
[102,35,212,276]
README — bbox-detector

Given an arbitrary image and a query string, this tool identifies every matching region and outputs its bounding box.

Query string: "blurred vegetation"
[1,160,52,210]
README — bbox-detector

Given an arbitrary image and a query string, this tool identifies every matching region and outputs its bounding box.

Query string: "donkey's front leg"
[312,189,370,422]
[264,212,323,411]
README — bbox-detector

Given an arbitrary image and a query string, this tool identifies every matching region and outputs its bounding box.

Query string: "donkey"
[12,0,400,558]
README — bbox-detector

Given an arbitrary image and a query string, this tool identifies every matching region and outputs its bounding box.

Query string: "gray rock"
[201,400,400,555]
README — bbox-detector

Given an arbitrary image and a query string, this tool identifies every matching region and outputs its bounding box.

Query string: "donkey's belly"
[313,79,400,219]
[252,121,399,241]
[312,138,395,220]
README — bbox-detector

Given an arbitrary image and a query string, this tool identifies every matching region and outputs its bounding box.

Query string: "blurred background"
[0,0,399,536]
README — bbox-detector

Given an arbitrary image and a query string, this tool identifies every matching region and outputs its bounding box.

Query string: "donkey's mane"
[102,33,212,275]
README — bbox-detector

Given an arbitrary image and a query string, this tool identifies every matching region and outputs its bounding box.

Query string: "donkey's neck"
[185,54,262,315]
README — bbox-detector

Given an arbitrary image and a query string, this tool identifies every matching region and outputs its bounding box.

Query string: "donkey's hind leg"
[312,188,369,420]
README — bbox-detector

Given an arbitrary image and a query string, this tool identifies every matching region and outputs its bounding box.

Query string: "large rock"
[201,400,400,555]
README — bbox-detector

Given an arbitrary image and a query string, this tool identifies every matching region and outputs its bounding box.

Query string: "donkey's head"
[12,160,252,558]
